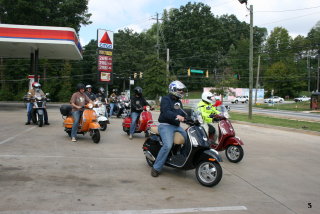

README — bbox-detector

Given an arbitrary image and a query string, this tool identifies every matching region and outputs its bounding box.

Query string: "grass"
[229,111,320,133]
[186,91,202,99]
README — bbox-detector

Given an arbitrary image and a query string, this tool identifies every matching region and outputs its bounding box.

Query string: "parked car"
[231,96,249,104]
[294,96,311,102]
[264,96,284,103]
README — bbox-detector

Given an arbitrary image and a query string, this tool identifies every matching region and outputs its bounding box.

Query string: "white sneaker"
[129,134,133,140]
[71,137,77,142]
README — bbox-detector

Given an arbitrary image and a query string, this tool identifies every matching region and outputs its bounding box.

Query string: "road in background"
[229,103,320,122]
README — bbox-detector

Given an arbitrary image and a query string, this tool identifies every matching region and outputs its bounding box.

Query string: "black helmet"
[76,83,85,91]
[134,86,142,95]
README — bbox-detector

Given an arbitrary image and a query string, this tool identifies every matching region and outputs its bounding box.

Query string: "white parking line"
[0,206,247,214]
[0,126,36,145]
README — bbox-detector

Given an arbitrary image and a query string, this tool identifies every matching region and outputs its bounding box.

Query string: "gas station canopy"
[0,24,82,60]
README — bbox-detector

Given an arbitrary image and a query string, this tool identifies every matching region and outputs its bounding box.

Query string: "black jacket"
[85,91,96,101]
[130,96,149,113]
[158,94,186,126]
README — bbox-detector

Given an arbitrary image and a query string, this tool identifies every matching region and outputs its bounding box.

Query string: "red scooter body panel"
[122,116,132,128]
[122,108,154,134]
[211,118,243,151]
[138,111,153,131]
[219,119,235,138]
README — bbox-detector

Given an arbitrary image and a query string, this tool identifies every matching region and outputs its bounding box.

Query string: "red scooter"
[196,105,244,163]
[122,106,155,137]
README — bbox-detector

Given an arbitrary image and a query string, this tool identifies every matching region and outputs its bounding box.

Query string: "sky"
[78,0,320,46]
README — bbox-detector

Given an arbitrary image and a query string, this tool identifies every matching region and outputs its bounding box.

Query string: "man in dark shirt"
[129,86,149,139]
[85,85,97,101]
[151,80,188,177]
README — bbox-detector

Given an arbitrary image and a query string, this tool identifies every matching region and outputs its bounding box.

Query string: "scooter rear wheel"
[196,161,222,187]
[146,157,154,167]
[225,145,244,163]
[100,122,107,131]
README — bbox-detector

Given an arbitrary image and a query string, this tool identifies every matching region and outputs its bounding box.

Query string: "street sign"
[191,69,204,74]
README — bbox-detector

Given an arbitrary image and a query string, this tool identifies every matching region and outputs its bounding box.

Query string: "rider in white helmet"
[197,91,220,144]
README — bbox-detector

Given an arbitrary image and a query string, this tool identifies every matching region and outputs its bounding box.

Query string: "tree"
[264,62,305,97]
[142,55,167,101]
[265,27,293,65]
[0,0,91,32]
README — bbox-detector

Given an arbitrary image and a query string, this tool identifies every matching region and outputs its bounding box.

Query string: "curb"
[232,120,320,136]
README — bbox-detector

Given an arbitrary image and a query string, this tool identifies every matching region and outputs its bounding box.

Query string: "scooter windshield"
[187,126,210,148]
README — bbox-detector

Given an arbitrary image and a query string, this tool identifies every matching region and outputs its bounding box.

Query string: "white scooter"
[93,101,109,131]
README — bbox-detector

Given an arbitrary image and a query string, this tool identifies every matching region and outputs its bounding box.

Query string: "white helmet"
[201,91,214,103]
[168,80,187,98]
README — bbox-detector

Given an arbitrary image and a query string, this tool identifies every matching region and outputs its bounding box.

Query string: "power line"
[256,5,320,13]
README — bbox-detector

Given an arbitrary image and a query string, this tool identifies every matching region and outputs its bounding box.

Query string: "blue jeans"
[153,124,187,172]
[109,103,115,117]
[26,103,33,122]
[129,112,140,135]
[71,110,83,138]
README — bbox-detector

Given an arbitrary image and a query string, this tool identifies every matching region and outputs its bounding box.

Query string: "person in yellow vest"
[197,91,220,144]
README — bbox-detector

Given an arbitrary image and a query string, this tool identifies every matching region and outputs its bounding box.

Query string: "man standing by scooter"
[96,87,109,118]
[129,86,149,139]
[151,80,188,177]
[70,83,92,142]
[108,89,118,118]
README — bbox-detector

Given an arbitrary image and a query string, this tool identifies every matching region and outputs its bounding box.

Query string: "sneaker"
[151,167,160,177]
[71,137,77,142]
[129,134,133,140]
[45,122,50,125]
[25,122,31,125]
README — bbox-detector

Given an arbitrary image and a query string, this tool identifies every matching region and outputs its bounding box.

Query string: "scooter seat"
[150,126,185,145]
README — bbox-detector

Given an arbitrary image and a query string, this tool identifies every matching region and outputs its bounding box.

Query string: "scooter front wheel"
[225,145,244,163]
[91,129,100,144]
[196,161,222,187]
[38,114,43,127]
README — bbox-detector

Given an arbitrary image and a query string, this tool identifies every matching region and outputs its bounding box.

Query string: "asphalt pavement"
[0,103,319,214]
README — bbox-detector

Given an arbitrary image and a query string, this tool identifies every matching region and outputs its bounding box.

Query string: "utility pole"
[317,49,320,92]
[307,51,311,92]
[156,13,160,59]
[249,4,254,119]
[166,48,170,84]
[238,0,253,119]
[255,55,260,104]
